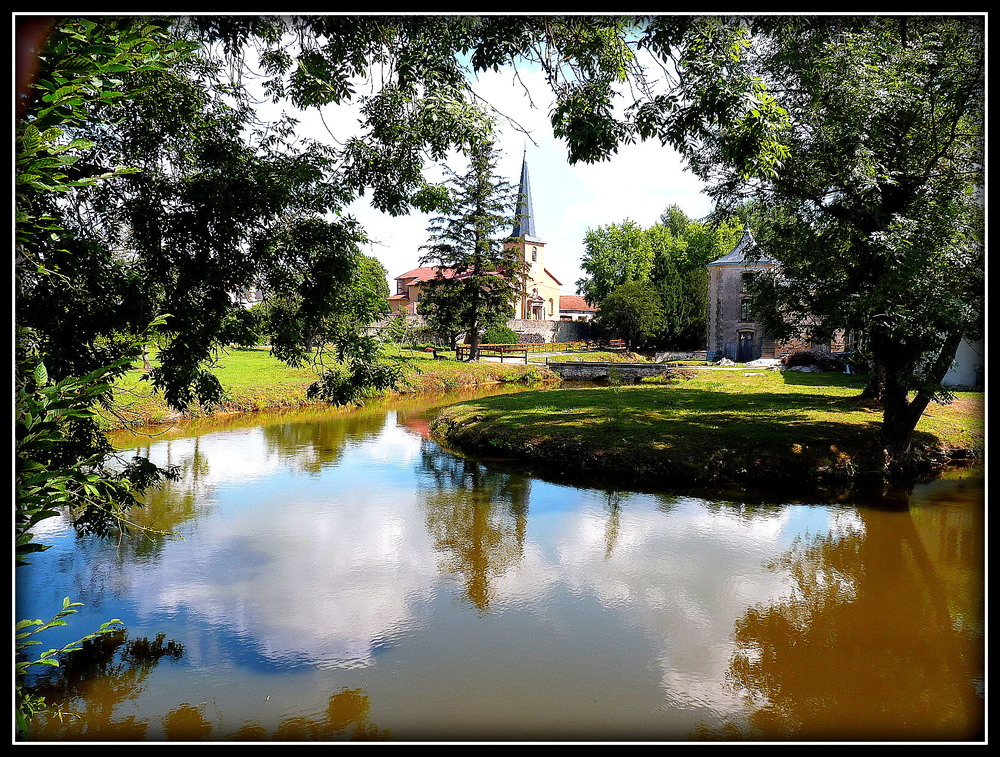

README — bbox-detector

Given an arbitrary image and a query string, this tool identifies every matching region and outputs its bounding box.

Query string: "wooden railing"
[456,345,528,363]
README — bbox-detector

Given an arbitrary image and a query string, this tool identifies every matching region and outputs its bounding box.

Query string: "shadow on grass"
[777,369,868,390]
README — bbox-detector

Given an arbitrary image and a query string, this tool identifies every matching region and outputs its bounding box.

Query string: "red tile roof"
[394,266,456,282]
[559,295,597,312]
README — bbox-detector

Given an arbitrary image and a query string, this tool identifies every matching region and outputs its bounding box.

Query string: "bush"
[781,349,846,372]
[482,324,519,344]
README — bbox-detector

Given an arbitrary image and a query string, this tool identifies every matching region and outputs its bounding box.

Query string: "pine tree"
[419,142,526,361]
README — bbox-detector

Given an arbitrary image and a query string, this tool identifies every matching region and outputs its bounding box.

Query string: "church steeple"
[511,151,541,242]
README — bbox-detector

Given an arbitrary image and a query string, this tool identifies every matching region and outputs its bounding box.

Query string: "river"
[17,386,985,742]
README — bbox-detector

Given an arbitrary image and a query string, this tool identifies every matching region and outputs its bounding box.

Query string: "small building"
[559,295,598,322]
[706,230,842,362]
[388,266,454,315]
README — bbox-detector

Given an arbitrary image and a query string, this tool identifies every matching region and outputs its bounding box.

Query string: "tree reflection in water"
[25,631,184,740]
[418,440,530,612]
[160,687,390,741]
[706,493,983,741]
[27,627,388,742]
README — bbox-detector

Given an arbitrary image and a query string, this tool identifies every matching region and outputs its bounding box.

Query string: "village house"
[387,153,563,321]
[558,295,598,322]
[706,229,847,362]
[706,229,984,387]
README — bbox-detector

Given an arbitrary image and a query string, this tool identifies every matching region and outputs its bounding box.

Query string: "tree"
[647,205,743,349]
[416,274,468,351]
[418,141,526,361]
[689,16,985,473]
[576,206,742,349]
[594,281,666,351]
[575,220,653,306]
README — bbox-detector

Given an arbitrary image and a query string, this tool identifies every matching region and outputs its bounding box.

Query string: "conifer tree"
[419,142,526,361]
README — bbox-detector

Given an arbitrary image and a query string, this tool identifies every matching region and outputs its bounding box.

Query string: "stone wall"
[508,318,596,343]
[546,361,670,382]
[655,350,708,362]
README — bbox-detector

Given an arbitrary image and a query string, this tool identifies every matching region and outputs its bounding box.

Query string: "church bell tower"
[507,151,557,320]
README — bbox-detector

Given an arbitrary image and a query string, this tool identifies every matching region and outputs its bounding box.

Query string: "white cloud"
[289,59,714,295]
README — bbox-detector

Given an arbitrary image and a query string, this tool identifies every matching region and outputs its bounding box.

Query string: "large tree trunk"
[859,361,884,403]
[467,285,481,362]
[878,332,964,476]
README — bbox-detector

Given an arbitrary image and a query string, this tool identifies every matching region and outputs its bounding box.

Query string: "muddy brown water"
[17,386,984,742]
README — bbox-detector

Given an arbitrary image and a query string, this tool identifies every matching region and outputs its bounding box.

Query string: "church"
[387,153,563,321]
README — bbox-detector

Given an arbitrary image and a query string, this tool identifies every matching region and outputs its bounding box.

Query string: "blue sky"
[287,61,717,295]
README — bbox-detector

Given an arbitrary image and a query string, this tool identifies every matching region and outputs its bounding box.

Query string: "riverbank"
[102,346,556,431]
[430,370,984,491]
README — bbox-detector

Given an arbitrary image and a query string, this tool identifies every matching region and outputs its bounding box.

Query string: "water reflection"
[19,391,984,742]
[719,496,983,741]
[418,442,530,611]
[28,631,185,741]
[159,688,390,742]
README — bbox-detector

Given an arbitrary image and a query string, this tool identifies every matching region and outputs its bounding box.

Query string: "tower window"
[740,299,752,321]
[531,247,537,262]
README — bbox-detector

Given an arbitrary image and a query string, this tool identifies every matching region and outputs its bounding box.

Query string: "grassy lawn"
[431,369,984,489]
[101,345,556,430]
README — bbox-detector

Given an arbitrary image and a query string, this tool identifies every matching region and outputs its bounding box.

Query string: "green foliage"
[648,206,743,348]
[575,220,653,305]
[483,324,520,345]
[419,141,526,360]
[577,206,742,349]
[15,597,124,738]
[383,313,408,346]
[595,281,666,351]
[418,278,471,350]
[16,325,178,555]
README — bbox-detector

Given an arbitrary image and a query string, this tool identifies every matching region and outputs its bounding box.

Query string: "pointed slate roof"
[707,228,776,267]
[510,152,543,243]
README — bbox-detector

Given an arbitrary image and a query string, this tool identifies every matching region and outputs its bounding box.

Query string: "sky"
[284,61,717,296]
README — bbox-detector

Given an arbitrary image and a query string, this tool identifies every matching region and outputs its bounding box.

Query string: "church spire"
[511,150,540,242]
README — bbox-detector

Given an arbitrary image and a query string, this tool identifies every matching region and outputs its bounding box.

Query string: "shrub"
[482,324,519,344]
[781,349,846,372]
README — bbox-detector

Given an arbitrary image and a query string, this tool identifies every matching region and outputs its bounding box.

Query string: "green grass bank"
[430,369,984,491]
[102,346,556,431]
